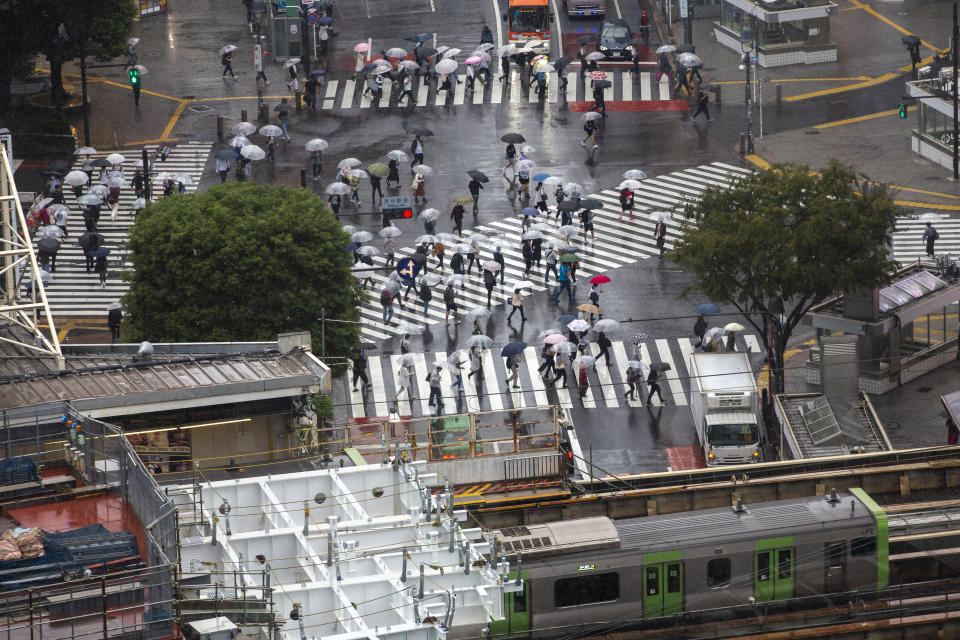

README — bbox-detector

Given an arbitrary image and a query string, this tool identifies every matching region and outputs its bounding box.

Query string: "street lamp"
[740,26,755,155]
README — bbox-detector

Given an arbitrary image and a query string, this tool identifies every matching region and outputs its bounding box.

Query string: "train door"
[824,542,847,593]
[754,547,794,602]
[642,562,683,617]
[489,570,530,638]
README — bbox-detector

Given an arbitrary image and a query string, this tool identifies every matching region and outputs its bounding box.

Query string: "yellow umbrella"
[724,322,745,332]
[578,303,601,314]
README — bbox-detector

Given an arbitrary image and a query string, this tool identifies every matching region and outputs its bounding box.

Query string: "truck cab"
[688,353,762,465]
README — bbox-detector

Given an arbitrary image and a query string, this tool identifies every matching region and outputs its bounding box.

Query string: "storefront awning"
[723,0,837,23]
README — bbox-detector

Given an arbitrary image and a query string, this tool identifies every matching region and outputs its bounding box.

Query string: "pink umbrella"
[588,70,608,80]
[465,55,483,65]
[354,42,371,53]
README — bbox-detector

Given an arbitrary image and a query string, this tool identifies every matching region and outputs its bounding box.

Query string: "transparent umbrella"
[326,182,352,195]
[396,322,424,335]
[466,334,494,349]
[352,231,373,243]
[387,149,409,162]
[305,138,329,152]
[64,170,89,186]
[623,169,648,180]
[259,124,283,137]
[412,164,432,176]
[355,246,380,256]
[232,121,257,136]
[240,145,265,160]
[418,208,441,222]
[338,157,362,169]
[379,225,402,238]
[416,234,439,244]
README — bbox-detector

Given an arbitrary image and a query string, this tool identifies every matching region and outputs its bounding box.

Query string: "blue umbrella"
[310,70,326,77]
[501,341,526,358]
[362,62,381,72]
[559,314,576,325]
[520,207,539,216]
[318,16,333,25]
[407,33,433,42]
[90,247,111,258]
[532,173,551,182]
[695,303,721,315]
[346,242,359,252]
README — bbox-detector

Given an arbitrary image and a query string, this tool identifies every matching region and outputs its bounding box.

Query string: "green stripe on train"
[850,488,889,590]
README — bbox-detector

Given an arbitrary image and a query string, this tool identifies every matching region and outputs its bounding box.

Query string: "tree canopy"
[672,160,900,392]
[122,183,363,363]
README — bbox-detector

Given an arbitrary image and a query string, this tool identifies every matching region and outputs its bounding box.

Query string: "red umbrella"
[590,275,611,284]
[588,70,608,81]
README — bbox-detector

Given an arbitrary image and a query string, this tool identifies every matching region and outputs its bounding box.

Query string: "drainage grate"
[189,104,214,113]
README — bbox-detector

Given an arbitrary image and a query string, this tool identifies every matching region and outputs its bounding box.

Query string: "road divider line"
[815,105,914,129]
[784,72,899,102]
[848,0,938,51]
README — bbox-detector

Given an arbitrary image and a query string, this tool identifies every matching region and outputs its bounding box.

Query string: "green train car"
[488,489,886,638]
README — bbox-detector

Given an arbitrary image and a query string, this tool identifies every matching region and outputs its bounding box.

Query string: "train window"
[757,551,771,582]
[851,537,877,557]
[778,549,793,579]
[645,567,659,596]
[554,572,619,608]
[707,558,731,588]
[667,564,681,593]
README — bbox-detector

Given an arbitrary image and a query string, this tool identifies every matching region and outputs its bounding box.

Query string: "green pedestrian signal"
[899,103,907,118]
[129,68,139,85]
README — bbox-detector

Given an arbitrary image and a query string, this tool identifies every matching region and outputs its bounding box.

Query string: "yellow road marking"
[199,95,290,101]
[815,105,915,129]
[744,154,771,170]
[709,77,870,85]
[894,185,960,201]
[847,0,938,51]
[123,137,182,147]
[893,200,960,211]
[160,101,189,140]
[784,72,900,102]
[899,55,936,73]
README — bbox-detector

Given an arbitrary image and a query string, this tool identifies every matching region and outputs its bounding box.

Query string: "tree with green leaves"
[0,1,40,112]
[672,160,900,394]
[122,184,364,365]
[32,0,136,105]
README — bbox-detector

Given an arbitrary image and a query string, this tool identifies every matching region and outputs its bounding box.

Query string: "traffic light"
[402,209,413,218]
[899,103,907,118]
[128,68,139,86]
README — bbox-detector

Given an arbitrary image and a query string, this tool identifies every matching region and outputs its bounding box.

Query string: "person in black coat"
[522,240,534,276]
[108,306,122,343]
[468,178,483,213]
[410,135,424,167]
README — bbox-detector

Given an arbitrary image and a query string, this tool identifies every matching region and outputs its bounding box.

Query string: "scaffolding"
[0,138,63,368]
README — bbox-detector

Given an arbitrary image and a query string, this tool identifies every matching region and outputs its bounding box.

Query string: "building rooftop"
[169,460,515,640]
[773,392,892,459]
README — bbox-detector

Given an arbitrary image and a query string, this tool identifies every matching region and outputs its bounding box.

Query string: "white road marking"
[381,77,392,105]
[359,85,372,108]
[390,355,413,417]
[744,334,762,353]
[548,72,558,102]
[491,76,504,103]
[369,355,389,417]
[416,81,429,105]
[566,72,576,101]
[341,79,356,108]
[548,0,564,52]
[589,343,619,408]
[472,80,485,104]
[658,73,671,100]
[613,0,623,18]
[482,350,504,410]
[621,70,632,100]
[523,346,550,407]
[413,352,432,416]
[576,356,597,408]
[454,78,466,104]
[640,71,652,100]
[435,352,457,414]
[367,37,372,61]
[322,79,337,109]
[435,83,447,106]
[493,0,503,49]
[639,343,662,406]
[611,341,641,407]
[655,338,687,406]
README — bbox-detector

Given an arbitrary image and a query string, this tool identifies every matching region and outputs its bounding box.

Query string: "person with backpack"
[588,283,602,320]
[923,222,939,257]
[380,287,395,324]
[553,262,574,302]
[400,334,412,355]
[582,118,599,149]
[483,268,497,308]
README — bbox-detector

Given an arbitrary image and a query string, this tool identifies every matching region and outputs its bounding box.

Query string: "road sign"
[396,257,420,281]
[382,196,412,209]
[307,12,318,24]
[278,0,286,8]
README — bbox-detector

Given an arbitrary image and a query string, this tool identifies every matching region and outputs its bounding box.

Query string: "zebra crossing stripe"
[491,77,504,104]
[369,355,389,417]
[416,81,429,106]
[621,71,632,101]
[523,346,550,407]
[589,343,620,408]
[322,80,338,109]
[341,79,356,109]
[655,338,687,406]
[390,354,414,416]
[481,350,504,411]
[577,354,598,409]
[744,334,761,353]
[611,341,642,407]
[566,72,577,102]
[413,352,432,415]
[639,72,651,100]
[473,82,485,104]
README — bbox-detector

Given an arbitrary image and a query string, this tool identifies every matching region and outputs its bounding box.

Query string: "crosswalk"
[343,334,762,419]
[356,162,752,343]
[36,142,211,317]
[319,68,674,111]
[892,217,960,265]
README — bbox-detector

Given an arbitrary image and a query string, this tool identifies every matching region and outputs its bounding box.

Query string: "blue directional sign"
[396,257,420,281]
[382,195,412,209]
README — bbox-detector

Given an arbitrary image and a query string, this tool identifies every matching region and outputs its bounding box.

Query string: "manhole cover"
[189,104,214,113]
[917,386,933,393]
[805,130,821,135]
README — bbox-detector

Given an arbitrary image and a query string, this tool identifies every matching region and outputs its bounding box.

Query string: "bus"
[504,0,552,54]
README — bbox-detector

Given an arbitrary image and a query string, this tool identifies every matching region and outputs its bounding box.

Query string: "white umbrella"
[567,319,590,332]
[470,50,492,64]
[442,47,463,59]
[555,341,578,355]
[88,184,110,198]
[219,44,238,56]
[557,224,579,237]
[386,47,408,58]
[132,197,146,210]
[77,194,102,206]
[352,231,374,242]
[338,157,362,169]
[585,52,605,61]
[133,64,148,75]
[919,212,942,223]
[536,63,556,73]
[326,182,352,195]
[677,52,702,67]
[465,308,491,323]
[519,145,536,154]
[564,183,583,197]
[419,208,441,222]
[593,319,619,333]
[445,274,467,286]
[500,44,517,56]
[107,300,123,311]
[232,121,257,136]
[379,225,402,238]
[240,144,265,160]
[106,176,127,188]
[438,232,460,244]
[543,176,563,188]
[724,322,746,332]
[174,174,193,185]
[106,153,125,165]
[284,57,301,69]
[396,322,424,335]
[478,43,496,52]
[623,169,648,180]
[416,233,439,243]
[451,243,473,254]
[581,112,603,122]
[511,279,535,291]
[656,44,677,54]
[387,149,409,162]
[522,230,543,240]
[229,135,249,147]
[421,273,442,287]
[371,65,392,75]
[356,246,380,256]
[259,124,283,137]
[516,159,536,172]
[349,169,369,179]
[618,179,643,190]
[435,59,458,75]
[705,327,725,342]
[305,138,328,152]
[64,170,90,186]
[399,60,420,70]
[650,211,671,223]
[466,334,494,349]
[412,164,432,176]
[342,225,357,234]
[74,146,97,155]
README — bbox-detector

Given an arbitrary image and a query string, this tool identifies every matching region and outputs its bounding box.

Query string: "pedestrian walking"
[624,366,640,400]
[499,49,511,83]
[468,177,483,213]
[694,314,707,348]
[522,240,534,276]
[553,262,575,301]
[305,76,318,109]
[108,305,122,343]
[544,246,558,283]
[419,281,432,314]
[432,240,445,271]
[577,359,589,397]
[393,364,415,402]
[654,220,667,256]
[444,284,459,324]
[536,182,550,214]
[577,44,587,77]
[483,268,497,307]
[351,348,373,392]
[217,156,230,183]
[352,50,366,80]
[597,331,612,366]
[349,172,362,206]
[399,73,415,105]
[504,355,520,389]
[690,87,713,123]
[380,287,395,324]
[619,187,634,222]
[410,135,425,168]
[465,63,478,92]
[588,283,603,319]
[533,237,543,268]
[508,288,527,323]
[581,118,599,149]
[267,136,276,162]
[328,193,341,217]
[428,364,444,410]
[413,172,426,205]
[387,158,401,189]
[451,356,465,392]
[311,150,323,181]
[221,50,237,79]
[319,24,330,56]
[52,206,68,237]
[503,143,517,178]
[480,25,494,45]
[538,343,555,377]
[656,52,674,83]
[468,345,484,384]
[516,161,531,199]
[646,368,664,405]
[450,203,465,235]
[370,174,383,204]
[94,253,108,288]
[465,244,478,274]
[551,351,568,388]
[923,222,939,257]
[279,112,291,141]
[591,85,606,116]
[580,208,596,243]
[907,40,922,77]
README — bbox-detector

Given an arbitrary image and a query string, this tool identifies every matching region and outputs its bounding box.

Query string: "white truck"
[688,352,763,465]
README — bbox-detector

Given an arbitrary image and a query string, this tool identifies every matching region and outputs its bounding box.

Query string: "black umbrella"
[89,158,112,168]
[578,35,598,44]
[215,149,235,160]
[421,47,439,58]
[580,198,603,210]
[467,169,489,182]
[310,70,326,77]
[360,342,378,350]
[274,103,291,113]
[37,237,60,253]
[410,127,434,136]
[558,200,581,212]
[407,33,433,43]
[500,132,525,144]
[677,43,696,53]
[902,34,921,46]
[45,159,70,173]
[593,79,612,89]
[78,231,104,250]
[90,247,111,258]
[554,55,573,71]
[650,362,672,372]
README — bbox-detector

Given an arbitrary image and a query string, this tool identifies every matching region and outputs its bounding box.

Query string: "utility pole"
[741,27,755,155]
[300,0,312,76]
